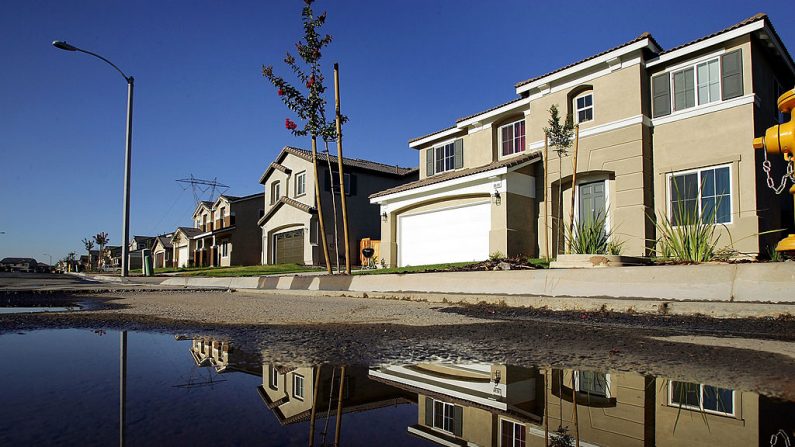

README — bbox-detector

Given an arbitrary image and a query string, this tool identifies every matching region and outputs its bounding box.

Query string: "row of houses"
[135,13,793,270]
[191,337,795,446]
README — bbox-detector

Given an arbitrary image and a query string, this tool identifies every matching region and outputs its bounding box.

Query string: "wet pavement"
[2,273,795,445]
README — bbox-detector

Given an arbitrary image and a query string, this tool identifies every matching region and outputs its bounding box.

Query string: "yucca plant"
[565,212,622,255]
[654,198,720,263]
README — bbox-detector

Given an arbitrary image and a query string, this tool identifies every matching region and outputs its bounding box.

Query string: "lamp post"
[42,253,52,266]
[52,40,134,277]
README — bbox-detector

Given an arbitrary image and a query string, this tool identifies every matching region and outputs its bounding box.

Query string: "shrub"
[653,199,720,263]
[565,212,623,255]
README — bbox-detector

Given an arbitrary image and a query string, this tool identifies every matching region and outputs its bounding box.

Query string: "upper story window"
[270,181,281,205]
[426,398,462,435]
[324,172,352,195]
[575,371,610,398]
[426,138,463,176]
[500,419,526,447]
[219,207,226,223]
[668,164,731,225]
[295,171,306,197]
[652,49,743,118]
[669,381,734,416]
[574,93,594,123]
[292,373,305,400]
[269,366,278,389]
[499,119,526,156]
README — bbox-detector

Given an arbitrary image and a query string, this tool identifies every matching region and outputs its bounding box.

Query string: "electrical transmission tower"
[176,175,230,205]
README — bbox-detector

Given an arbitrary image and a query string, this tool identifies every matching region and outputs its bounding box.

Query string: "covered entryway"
[398,201,490,267]
[274,229,304,264]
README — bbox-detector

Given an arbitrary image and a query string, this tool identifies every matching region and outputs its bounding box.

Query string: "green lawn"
[354,261,477,275]
[157,264,323,277]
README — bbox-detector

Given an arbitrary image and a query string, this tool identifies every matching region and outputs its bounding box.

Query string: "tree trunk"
[567,125,580,254]
[311,136,332,274]
[334,63,351,275]
[544,134,550,260]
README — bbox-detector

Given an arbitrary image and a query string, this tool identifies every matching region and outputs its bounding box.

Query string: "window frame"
[270,181,281,205]
[498,118,526,157]
[329,172,352,195]
[668,380,735,417]
[664,52,724,114]
[666,163,733,226]
[292,373,305,401]
[221,241,229,257]
[431,399,456,434]
[295,171,306,197]
[499,418,527,447]
[574,371,611,398]
[269,366,279,389]
[574,92,594,124]
[434,141,456,174]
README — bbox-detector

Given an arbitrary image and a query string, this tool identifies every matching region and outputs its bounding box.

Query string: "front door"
[578,180,606,223]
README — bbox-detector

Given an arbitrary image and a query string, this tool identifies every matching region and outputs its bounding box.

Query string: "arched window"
[567,85,594,124]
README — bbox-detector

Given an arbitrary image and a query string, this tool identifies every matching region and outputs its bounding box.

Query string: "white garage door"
[398,201,490,267]
[178,246,189,268]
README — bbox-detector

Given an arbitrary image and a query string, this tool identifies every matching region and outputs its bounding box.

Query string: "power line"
[176,175,230,205]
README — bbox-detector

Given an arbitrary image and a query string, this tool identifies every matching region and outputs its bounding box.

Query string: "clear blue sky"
[1,0,792,262]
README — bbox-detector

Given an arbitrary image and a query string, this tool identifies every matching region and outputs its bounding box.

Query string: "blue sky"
[1,0,792,261]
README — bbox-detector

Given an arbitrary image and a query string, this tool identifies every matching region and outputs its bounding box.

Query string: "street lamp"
[52,40,134,277]
[42,253,52,265]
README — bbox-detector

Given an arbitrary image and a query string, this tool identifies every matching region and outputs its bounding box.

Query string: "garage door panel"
[274,229,305,264]
[398,202,490,267]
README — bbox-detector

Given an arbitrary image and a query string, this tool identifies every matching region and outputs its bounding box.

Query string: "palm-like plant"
[94,232,109,270]
[565,212,623,255]
[82,238,95,271]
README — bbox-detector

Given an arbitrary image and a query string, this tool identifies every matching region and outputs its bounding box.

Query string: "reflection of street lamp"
[52,40,134,277]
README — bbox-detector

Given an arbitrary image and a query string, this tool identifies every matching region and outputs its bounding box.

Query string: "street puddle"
[0,306,79,314]
[0,329,793,446]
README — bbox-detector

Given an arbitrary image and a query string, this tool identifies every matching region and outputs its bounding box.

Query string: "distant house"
[187,193,264,267]
[128,235,156,270]
[258,146,417,266]
[151,234,174,269]
[170,227,202,268]
[104,245,123,269]
[0,257,38,272]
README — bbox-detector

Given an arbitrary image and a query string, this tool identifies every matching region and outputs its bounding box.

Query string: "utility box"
[142,249,154,276]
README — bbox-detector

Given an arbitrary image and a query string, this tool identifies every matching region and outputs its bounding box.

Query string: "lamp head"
[52,40,78,51]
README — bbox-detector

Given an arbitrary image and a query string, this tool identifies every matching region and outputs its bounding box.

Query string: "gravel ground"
[2,289,795,401]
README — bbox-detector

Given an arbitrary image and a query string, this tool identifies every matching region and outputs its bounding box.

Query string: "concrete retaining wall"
[159,263,795,304]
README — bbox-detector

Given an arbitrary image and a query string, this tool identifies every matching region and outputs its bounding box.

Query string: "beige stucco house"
[170,226,201,268]
[370,364,794,446]
[371,13,794,267]
[189,192,264,267]
[258,146,417,266]
[151,234,173,269]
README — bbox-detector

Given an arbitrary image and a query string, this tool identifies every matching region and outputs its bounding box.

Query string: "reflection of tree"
[550,426,574,447]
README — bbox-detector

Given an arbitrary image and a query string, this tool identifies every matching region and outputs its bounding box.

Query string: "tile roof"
[407,124,459,144]
[175,227,203,238]
[660,13,763,56]
[370,152,541,199]
[260,146,416,184]
[456,97,526,123]
[515,32,659,88]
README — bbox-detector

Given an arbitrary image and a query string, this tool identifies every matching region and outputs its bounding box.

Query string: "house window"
[669,381,734,416]
[575,93,594,123]
[270,181,281,205]
[219,207,226,227]
[269,366,278,389]
[500,419,526,447]
[221,241,228,257]
[435,142,456,173]
[672,56,720,111]
[575,371,610,398]
[668,165,731,225]
[295,171,306,197]
[433,400,456,433]
[293,374,305,400]
[499,119,526,156]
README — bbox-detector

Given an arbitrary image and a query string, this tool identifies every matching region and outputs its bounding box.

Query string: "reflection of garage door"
[398,201,490,267]
[274,229,304,264]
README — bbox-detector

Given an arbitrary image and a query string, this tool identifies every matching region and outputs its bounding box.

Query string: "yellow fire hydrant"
[753,87,795,253]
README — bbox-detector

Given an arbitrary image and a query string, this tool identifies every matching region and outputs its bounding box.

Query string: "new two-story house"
[189,192,264,267]
[258,146,417,266]
[371,13,794,267]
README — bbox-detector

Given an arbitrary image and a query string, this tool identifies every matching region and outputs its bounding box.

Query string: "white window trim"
[295,171,306,197]
[667,380,736,417]
[573,91,594,124]
[269,366,278,389]
[665,163,733,226]
[499,418,527,447]
[293,373,305,400]
[573,371,612,398]
[270,181,281,205]
[432,141,458,175]
[430,398,456,435]
[498,118,526,158]
[657,50,726,117]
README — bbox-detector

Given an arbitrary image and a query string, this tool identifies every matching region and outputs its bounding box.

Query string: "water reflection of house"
[370,365,795,447]
[190,338,261,375]
[257,365,414,426]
